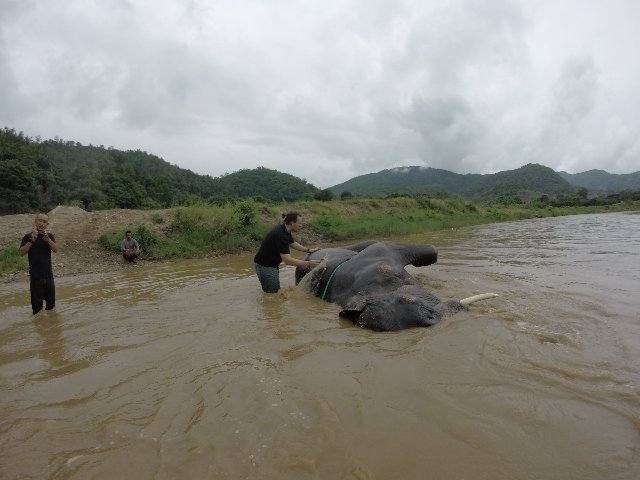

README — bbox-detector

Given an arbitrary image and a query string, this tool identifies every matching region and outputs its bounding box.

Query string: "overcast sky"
[1,0,638,187]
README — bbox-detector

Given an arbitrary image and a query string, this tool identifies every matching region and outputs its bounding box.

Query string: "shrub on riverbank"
[98,200,263,259]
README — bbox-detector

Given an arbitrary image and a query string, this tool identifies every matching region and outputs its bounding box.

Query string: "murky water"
[1,212,639,479]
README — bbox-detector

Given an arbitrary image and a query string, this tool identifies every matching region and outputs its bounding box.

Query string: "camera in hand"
[37,231,45,237]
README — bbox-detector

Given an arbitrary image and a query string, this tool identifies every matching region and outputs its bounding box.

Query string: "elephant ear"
[339,295,367,313]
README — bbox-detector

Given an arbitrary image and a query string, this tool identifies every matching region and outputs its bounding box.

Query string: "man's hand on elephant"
[308,247,320,254]
[308,258,322,268]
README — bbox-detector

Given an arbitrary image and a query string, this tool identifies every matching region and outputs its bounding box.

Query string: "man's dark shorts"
[255,263,280,293]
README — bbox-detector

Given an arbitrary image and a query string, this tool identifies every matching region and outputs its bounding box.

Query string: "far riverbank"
[2,198,639,282]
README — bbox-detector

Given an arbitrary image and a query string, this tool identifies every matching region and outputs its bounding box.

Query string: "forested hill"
[0,128,319,214]
[210,167,320,203]
[4,127,636,215]
[558,169,640,192]
[329,163,576,199]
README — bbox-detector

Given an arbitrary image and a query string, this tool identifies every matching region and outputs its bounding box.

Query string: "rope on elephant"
[321,258,352,300]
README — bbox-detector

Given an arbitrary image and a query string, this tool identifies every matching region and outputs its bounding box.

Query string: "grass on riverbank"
[99,197,640,257]
[300,197,640,240]
[0,245,27,275]
[2,197,639,274]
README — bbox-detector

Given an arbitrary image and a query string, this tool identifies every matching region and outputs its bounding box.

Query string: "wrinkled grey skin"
[295,240,466,331]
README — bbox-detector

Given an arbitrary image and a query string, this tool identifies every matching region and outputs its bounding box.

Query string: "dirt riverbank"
[1,206,330,283]
[0,207,175,282]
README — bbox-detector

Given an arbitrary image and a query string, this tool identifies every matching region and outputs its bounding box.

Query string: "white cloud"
[1,0,638,188]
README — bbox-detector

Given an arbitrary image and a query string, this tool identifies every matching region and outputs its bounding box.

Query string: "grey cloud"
[397,0,529,89]
[552,55,599,122]
[398,95,481,172]
[0,0,40,122]
[0,37,23,123]
[532,54,602,171]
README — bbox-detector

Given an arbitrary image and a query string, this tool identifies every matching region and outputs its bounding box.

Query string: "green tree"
[0,160,40,213]
[576,187,589,199]
[314,189,334,201]
[340,191,353,200]
[104,168,145,209]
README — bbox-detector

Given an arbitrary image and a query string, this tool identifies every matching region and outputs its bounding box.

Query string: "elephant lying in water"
[295,240,497,331]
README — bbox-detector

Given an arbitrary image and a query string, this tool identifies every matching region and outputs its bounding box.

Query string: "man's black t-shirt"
[254,224,293,268]
[21,233,55,279]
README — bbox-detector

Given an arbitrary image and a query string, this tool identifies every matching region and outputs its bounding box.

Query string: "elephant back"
[295,248,357,295]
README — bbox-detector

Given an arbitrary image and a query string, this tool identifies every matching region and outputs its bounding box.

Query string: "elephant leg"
[355,242,438,269]
[405,244,438,267]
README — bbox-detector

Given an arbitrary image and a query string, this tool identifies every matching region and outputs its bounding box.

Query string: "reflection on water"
[1,212,639,479]
[32,312,67,372]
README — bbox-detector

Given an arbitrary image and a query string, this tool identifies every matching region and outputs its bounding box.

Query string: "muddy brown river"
[1,212,639,479]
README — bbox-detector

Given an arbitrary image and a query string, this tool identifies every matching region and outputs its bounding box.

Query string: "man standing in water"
[19,213,60,314]
[254,211,322,293]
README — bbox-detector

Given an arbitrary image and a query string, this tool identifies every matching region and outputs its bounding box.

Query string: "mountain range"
[328,163,640,198]
[558,169,640,193]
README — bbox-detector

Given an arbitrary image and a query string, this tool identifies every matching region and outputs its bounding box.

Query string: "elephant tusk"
[460,293,499,306]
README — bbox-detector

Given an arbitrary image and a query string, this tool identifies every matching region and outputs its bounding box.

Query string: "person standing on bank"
[121,230,141,262]
[254,211,322,293]
[18,213,60,315]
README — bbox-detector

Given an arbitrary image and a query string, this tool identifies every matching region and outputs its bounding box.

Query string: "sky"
[1,0,638,188]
